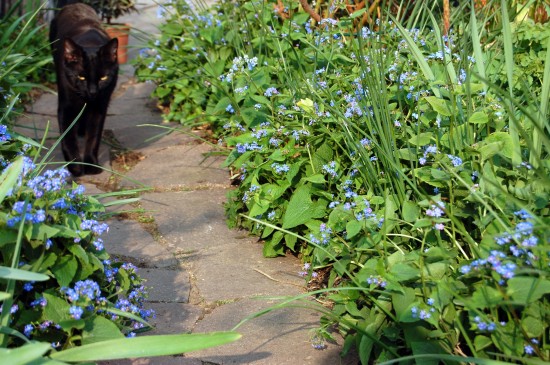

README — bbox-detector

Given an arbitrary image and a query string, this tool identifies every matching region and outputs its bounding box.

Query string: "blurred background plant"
[135,0,549,363]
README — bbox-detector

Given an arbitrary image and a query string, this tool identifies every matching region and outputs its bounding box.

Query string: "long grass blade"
[500,0,521,166]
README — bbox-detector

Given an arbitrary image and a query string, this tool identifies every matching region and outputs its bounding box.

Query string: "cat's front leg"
[58,104,85,177]
[83,110,106,175]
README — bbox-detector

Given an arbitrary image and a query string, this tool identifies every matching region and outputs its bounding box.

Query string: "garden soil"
[15,1,357,364]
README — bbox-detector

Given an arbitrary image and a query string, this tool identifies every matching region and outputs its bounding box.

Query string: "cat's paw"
[85,164,104,175]
[68,163,84,177]
[84,155,103,175]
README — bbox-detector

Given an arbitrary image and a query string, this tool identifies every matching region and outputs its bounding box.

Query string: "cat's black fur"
[50,3,118,176]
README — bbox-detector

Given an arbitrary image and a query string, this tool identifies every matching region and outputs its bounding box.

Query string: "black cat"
[50,3,118,176]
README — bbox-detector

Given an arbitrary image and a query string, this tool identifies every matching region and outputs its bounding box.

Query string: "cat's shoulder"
[57,3,99,21]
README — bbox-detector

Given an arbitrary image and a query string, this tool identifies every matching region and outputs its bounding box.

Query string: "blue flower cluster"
[411,298,436,321]
[219,55,259,83]
[322,161,337,178]
[366,275,387,288]
[0,124,11,142]
[6,201,46,226]
[309,223,333,246]
[419,145,438,165]
[271,163,289,174]
[460,210,542,283]
[472,315,499,332]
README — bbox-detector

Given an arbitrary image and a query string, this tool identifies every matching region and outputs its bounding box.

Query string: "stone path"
[16,1,357,364]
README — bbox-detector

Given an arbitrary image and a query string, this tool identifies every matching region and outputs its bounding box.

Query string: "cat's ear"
[63,38,83,64]
[102,38,118,63]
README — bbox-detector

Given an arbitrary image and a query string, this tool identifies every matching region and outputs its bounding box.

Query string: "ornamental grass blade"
[529,35,550,168]
[0,342,52,365]
[0,266,49,282]
[0,157,23,205]
[50,332,241,362]
[469,0,487,92]
[500,0,522,166]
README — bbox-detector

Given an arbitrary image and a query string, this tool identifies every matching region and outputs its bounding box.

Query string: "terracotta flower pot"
[104,23,130,64]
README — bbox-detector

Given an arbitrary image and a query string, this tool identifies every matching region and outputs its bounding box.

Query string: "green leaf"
[474,335,493,352]
[507,277,550,304]
[282,185,326,229]
[425,96,451,116]
[0,228,17,247]
[468,111,489,124]
[402,201,420,222]
[0,342,51,365]
[31,224,60,240]
[162,23,183,35]
[470,286,503,309]
[82,315,124,345]
[240,107,265,127]
[0,266,49,282]
[390,263,419,282]
[303,174,326,184]
[346,220,363,239]
[479,132,513,160]
[51,332,242,362]
[43,292,71,324]
[51,256,78,287]
[408,133,432,146]
[0,156,23,204]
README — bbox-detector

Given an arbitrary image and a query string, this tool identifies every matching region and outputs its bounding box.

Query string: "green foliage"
[0,4,54,127]
[137,0,550,363]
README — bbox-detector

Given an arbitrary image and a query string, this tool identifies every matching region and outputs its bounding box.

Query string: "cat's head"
[62,37,118,101]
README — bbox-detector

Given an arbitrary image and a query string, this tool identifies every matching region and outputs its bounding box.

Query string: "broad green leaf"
[392,287,417,321]
[51,332,241,362]
[408,133,432,146]
[522,315,545,338]
[507,277,550,304]
[0,228,17,247]
[82,315,124,345]
[303,174,326,184]
[402,201,420,222]
[390,263,419,282]
[468,111,489,124]
[346,220,363,239]
[51,256,78,287]
[240,107,265,127]
[470,286,503,309]
[296,98,314,114]
[425,96,451,116]
[282,185,326,229]
[479,132,513,160]
[474,335,493,352]
[162,23,183,35]
[43,293,71,324]
[31,224,60,240]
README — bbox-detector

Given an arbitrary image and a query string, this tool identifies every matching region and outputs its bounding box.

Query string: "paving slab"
[139,190,237,251]
[188,299,354,365]
[103,219,177,268]
[145,302,202,335]
[140,268,191,303]
[191,242,305,302]
[122,144,228,189]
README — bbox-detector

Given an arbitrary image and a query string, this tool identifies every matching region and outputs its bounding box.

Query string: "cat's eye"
[100,76,108,81]
[77,76,86,81]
